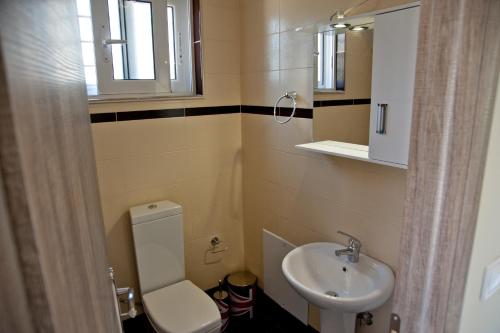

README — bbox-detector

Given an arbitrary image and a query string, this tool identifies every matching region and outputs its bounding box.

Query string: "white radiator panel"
[263,229,308,324]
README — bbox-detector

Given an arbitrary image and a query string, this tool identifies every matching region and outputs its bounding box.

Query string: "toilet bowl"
[130,200,221,333]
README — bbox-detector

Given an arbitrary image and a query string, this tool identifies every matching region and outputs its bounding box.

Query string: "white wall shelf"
[295,140,407,169]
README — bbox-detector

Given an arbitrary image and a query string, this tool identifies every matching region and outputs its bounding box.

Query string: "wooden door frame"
[392,0,500,332]
[0,0,121,332]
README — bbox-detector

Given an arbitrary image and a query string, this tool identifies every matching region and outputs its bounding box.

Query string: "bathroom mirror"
[313,16,374,146]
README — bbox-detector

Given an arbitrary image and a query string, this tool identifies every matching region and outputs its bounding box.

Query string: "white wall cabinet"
[369,6,420,166]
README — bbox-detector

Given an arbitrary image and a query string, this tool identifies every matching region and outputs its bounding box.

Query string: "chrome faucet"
[335,231,361,263]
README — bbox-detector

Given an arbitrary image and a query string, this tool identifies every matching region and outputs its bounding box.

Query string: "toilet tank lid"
[130,200,182,225]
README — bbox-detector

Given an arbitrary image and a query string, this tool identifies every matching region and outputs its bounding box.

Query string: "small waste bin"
[226,271,257,320]
[213,281,229,332]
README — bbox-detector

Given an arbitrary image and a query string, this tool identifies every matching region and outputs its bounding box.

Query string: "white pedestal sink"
[282,242,394,333]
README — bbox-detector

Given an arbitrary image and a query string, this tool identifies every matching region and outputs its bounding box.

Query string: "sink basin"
[282,242,394,333]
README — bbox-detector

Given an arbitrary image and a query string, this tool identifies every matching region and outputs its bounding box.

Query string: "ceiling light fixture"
[351,26,368,31]
[333,23,350,29]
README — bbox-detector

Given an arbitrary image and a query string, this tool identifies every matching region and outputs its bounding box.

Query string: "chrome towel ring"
[273,91,297,124]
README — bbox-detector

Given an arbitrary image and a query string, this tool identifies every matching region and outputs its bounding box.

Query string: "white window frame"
[168,0,193,93]
[90,0,193,96]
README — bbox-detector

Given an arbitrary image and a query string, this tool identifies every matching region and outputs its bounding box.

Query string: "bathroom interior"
[1,0,499,333]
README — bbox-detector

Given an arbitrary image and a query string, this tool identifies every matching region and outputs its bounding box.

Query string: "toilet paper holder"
[209,236,229,254]
[205,236,229,264]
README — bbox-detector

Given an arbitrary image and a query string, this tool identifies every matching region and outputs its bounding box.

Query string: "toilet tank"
[130,200,185,295]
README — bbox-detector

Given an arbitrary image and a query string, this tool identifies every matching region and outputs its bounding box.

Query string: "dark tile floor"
[123,288,318,333]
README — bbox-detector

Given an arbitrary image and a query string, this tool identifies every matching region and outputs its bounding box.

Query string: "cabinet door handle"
[376,103,387,134]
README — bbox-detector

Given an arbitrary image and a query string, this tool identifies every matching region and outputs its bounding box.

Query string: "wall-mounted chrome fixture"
[109,267,137,320]
[205,236,229,264]
[334,231,362,263]
[273,91,297,124]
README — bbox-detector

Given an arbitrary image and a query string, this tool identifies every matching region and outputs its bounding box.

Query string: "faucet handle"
[337,231,361,249]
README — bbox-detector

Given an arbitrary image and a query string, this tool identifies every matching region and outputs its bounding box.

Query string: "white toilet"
[130,200,221,333]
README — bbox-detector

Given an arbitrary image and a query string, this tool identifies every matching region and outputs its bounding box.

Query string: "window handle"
[103,39,127,45]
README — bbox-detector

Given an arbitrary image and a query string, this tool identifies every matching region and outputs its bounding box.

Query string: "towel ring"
[273,91,297,124]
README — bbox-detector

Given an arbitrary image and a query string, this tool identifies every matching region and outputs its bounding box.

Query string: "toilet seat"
[143,280,221,333]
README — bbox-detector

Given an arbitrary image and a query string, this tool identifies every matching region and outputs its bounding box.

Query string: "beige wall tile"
[241,0,280,37]
[241,71,280,106]
[276,117,314,154]
[95,159,127,197]
[204,5,240,41]
[313,105,370,144]
[91,122,126,160]
[188,74,241,107]
[242,113,281,150]
[122,151,187,191]
[205,0,240,10]
[204,39,240,75]
[117,118,187,157]
[279,68,313,108]
[241,33,279,73]
[185,113,241,150]
[279,29,314,70]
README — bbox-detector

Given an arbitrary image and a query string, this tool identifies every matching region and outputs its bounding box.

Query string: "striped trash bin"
[227,271,257,320]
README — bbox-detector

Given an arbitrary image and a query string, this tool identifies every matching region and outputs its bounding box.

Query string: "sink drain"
[325,291,339,297]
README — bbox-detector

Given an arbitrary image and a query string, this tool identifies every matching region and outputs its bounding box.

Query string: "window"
[77,0,98,95]
[77,0,195,97]
[314,31,345,92]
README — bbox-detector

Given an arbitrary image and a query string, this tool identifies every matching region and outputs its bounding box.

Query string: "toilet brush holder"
[213,280,229,332]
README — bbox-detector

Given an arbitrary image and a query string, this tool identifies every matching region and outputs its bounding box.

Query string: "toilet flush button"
[481,257,500,301]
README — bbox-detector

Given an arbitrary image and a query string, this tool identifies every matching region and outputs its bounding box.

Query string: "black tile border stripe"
[90,112,116,123]
[117,108,184,121]
[240,105,313,119]
[90,105,240,123]
[353,98,371,105]
[313,98,371,107]
[240,105,273,116]
[90,104,314,123]
[279,107,313,119]
[185,105,240,117]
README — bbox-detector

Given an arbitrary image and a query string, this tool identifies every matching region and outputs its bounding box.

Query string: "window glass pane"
[337,33,345,52]
[335,33,345,90]
[78,17,94,42]
[124,1,155,79]
[111,44,125,80]
[324,31,334,89]
[76,0,91,16]
[108,0,155,80]
[107,0,124,79]
[84,66,97,86]
[108,0,122,39]
[167,6,177,80]
[81,42,95,66]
